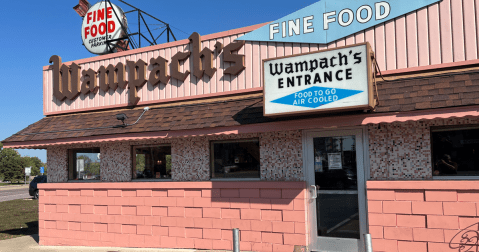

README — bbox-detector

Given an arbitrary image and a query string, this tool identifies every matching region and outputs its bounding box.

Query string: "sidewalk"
[0,235,230,252]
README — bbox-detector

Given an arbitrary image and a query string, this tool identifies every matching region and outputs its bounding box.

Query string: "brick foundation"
[38,181,307,252]
[367,181,479,252]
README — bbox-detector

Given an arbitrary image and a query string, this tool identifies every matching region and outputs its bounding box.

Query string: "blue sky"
[0,0,318,162]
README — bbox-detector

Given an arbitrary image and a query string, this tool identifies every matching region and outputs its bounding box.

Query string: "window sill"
[210,178,261,181]
[433,176,479,180]
[131,179,173,182]
[67,180,102,183]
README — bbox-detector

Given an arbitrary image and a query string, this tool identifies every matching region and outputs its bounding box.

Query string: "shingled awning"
[4,86,479,149]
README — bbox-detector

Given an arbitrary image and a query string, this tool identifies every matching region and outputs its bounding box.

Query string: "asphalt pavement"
[0,185,31,202]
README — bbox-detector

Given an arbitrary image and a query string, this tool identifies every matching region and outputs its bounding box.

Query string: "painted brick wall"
[38,181,307,252]
[367,181,479,252]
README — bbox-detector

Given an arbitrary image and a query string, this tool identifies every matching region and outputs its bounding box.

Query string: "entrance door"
[304,129,367,252]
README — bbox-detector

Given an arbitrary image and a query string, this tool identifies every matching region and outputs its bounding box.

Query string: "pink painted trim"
[43,72,46,115]
[6,105,479,149]
[42,22,269,70]
[379,58,479,76]
[367,180,479,190]
[361,104,479,124]
[38,181,306,190]
[2,128,236,149]
[44,87,263,116]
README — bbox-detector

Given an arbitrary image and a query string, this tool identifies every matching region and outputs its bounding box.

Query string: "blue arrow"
[271,86,363,108]
[237,0,441,44]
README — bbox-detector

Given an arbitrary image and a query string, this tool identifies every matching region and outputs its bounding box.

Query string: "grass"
[0,199,38,240]
[0,182,26,186]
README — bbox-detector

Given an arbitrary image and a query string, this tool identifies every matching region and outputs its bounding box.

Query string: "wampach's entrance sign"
[263,43,375,116]
[50,32,245,105]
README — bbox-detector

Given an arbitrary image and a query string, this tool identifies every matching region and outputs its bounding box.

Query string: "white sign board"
[263,43,374,117]
[81,2,127,55]
[328,153,342,170]
[25,167,31,176]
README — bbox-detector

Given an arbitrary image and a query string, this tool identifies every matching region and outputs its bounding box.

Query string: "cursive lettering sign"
[50,32,246,105]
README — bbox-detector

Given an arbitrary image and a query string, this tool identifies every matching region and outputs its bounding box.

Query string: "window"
[68,148,101,180]
[432,126,479,177]
[133,145,172,180]
[210,139,260,178]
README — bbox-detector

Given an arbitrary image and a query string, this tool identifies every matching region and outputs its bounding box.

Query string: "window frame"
[131,144,172,181]
[67,147,101,182]
[430,124,479,179]
[209,138,261,180]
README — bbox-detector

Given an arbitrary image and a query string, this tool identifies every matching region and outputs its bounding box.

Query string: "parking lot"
[0,185,30,202]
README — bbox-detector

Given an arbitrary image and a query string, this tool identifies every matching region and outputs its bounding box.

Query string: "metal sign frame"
[90,0,178,54]
[262,42,375,117]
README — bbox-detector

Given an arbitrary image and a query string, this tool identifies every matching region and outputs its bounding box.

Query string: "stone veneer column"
[259,130,303,181]
[100,142,132,182]
[46,146,68,183]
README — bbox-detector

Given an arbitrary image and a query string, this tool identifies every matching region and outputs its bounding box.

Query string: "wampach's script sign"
[263,43,375,117]
[50,32,245,105]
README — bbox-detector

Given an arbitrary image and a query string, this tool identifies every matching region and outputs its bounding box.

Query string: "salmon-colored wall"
[44,0,479,116]
[367,181,479,252]
[38,181,307,252]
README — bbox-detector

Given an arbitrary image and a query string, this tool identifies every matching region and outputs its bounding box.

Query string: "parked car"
[29,175,47,199]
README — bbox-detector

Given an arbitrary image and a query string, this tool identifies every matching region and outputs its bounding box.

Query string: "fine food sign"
[263,43,374,117]
[238,0,441,44]
[81,1,127,55]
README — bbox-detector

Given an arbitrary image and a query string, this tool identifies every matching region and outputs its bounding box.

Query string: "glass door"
[305,129,367,252]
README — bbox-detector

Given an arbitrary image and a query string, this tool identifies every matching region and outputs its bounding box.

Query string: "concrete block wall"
[38,181,307,252]
[367,181,479,252]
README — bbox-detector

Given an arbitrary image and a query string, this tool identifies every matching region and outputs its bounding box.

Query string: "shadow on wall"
[209,181,305,203]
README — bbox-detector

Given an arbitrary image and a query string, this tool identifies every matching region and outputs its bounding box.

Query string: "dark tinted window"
[432,127,479,176]
[210,139,260,178]
[133,145,172,180]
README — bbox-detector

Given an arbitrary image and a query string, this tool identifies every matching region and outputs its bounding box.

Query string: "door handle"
[310,185,317,199]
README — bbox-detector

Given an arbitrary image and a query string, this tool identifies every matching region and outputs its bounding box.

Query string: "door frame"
[302,126,370,252]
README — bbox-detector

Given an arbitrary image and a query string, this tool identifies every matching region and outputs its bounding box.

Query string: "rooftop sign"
[81,1,127,55]
[263,43,375,116]
[238,0,441,44]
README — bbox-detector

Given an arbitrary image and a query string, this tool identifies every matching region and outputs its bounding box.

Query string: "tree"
[166,155,172,174]
[0,148,24,183]
[78,155,99,176]
[136,154,145,172]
